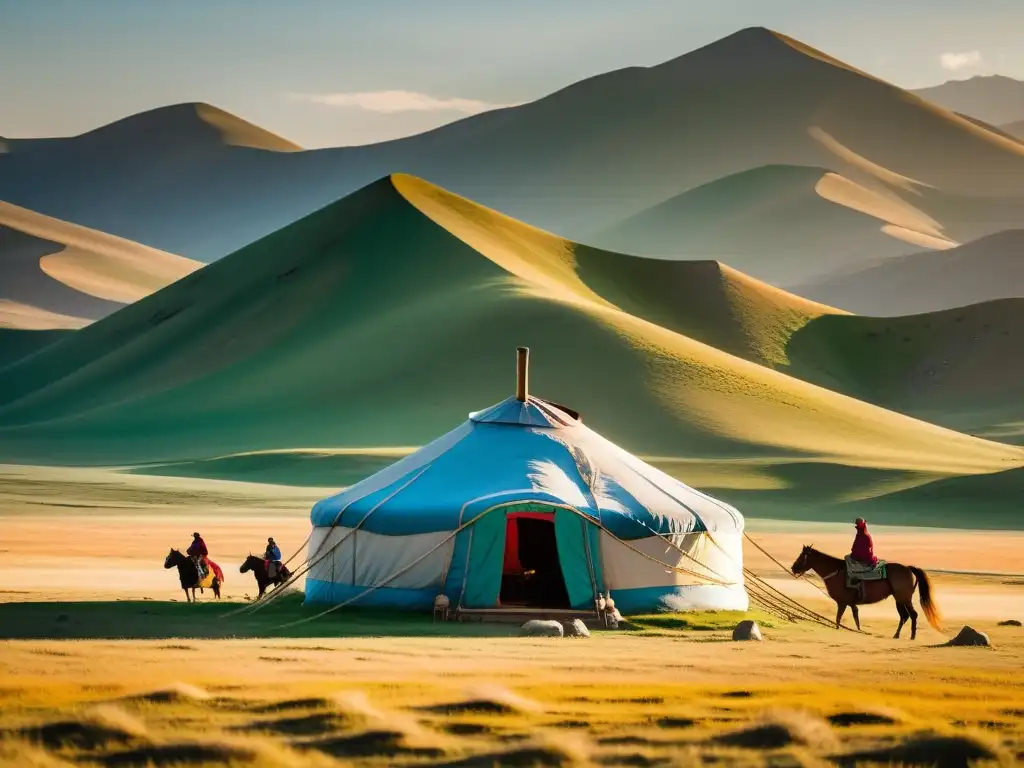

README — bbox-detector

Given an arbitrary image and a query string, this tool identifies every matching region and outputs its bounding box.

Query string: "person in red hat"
[850,518,877,567]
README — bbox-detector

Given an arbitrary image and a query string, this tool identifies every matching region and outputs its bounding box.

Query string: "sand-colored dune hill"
[591,165,955,286]
[0,201,201,329]
[791,229,1024,316]
[5,102,302,154]
[0,175,1020,521]
[3,28,1024,283]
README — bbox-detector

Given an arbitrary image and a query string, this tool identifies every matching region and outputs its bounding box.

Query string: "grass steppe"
[1,445,1022,766]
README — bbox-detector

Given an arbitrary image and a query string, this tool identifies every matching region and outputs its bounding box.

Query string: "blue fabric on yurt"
[305,392,747,614]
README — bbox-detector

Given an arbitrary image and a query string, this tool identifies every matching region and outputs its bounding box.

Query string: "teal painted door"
[554,509,603,609]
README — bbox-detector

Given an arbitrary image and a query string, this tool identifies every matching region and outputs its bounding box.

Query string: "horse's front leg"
[850,605,861,631]
[835,603,847,629]
[183,588,191,603]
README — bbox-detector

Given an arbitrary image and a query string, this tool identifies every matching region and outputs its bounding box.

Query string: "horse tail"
[909,566,943,632]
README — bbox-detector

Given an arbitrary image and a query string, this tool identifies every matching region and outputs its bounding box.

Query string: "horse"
[164,548,222,602]
[790,545,942,639]
[240,554,291,599]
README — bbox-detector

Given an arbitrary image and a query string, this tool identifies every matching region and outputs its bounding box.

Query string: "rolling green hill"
[0,174,1020,529]
[783,298,1024,444]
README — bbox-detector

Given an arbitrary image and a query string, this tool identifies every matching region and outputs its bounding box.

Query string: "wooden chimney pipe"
[516,347,529,402]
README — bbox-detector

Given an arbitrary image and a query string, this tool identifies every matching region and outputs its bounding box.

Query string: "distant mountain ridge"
[1003,120,1024,140]
[3,27,1024,288]
[790,229,1024,316]
[913,75,1024,126]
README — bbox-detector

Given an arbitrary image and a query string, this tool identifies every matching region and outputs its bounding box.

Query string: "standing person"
[264,537,283,580]
[187,531,209,580]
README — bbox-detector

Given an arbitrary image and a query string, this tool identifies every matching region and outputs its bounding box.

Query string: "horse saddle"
[845,555,887,588]
[267,560,282,581]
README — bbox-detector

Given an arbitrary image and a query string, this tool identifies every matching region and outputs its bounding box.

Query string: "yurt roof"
[310,349,744,539]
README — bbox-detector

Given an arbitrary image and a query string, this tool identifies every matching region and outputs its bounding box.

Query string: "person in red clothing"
[848,518,878,601]
[850,518,878,567]
[186,531,209,580]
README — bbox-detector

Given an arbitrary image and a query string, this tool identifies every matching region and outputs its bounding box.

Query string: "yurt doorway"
[500,511,570,608]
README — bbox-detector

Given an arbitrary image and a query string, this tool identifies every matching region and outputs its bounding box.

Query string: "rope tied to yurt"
[266,499,746,631]
[715,530,861,632]
[217,463,435,619]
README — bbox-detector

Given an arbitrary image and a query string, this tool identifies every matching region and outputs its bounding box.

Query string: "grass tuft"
[714,708,837,751]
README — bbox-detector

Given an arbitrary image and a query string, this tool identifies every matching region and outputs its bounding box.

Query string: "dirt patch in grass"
[834,732,1008,767]
[303,729,446,759]
[96,742,256,766]
[235,712,354,736]
[713,709,836,751]
[118,683,209,704]
[16,720,141,752]
[434,745,580,767]
[251,696,333,713]
[827,710,900,727]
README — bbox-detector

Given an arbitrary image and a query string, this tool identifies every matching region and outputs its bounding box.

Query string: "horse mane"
[807,545,842,563]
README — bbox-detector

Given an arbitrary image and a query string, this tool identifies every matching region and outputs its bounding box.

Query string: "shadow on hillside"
[0,594,515,640]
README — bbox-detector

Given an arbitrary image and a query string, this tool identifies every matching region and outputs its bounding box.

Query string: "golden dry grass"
[1,635,1021,766]
[1,468,1022,765]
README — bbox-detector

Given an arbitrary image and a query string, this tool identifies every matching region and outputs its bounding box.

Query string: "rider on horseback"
[187,532,210,581]
[264,537,283,581]
[849,518,878,600]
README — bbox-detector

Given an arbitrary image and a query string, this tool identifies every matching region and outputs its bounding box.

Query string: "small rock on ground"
[562,619,591,638]
[997,619,1021,627]
[732,620,763,641]
[946,626,991,647]
[520,619,564,637]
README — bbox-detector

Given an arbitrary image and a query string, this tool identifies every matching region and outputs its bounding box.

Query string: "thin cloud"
[940,51,983,72]
[289,90,519,115]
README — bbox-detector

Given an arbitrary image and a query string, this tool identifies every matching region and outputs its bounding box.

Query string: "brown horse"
[790,546,942,639]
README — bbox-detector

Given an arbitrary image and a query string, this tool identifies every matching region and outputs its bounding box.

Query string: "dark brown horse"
[790,546,942,639]
[164,548,222,602]
[240,554,291,599]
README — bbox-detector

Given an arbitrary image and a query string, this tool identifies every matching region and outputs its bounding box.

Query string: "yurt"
[305,349,747,615]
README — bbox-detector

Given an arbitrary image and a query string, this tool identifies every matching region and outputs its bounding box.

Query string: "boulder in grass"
[997,619,1021,627]
[946,626,991,647]
[732,620,763,641]
[562,619,591,638]
[520,620,564,637]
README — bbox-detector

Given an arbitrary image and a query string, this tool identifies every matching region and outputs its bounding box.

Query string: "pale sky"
[1,0,1022,148]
